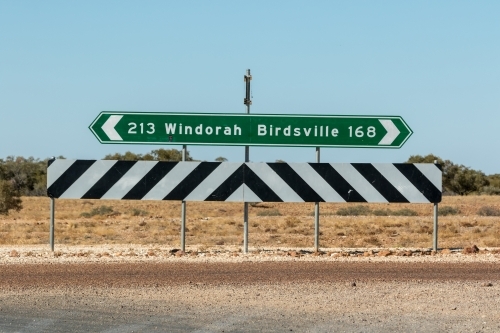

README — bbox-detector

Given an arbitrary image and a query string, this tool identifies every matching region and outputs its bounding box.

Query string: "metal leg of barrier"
[314,147,320,252]
[181,145,187,252]
[243,202,249,253]
[50,198,55,251]
[433,203,438,251]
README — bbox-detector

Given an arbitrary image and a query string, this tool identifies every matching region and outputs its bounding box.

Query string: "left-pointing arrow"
[102,115,123,141]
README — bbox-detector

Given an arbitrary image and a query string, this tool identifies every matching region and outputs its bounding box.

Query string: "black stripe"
[394,164,442,203]
[47,160,95,198]
[206,165,244,201]
[81,161,136,199]
[267,163,323,202]
[123,162,178,200]
[243,165,282,202]
[352,164,409,203]
[164,162,220,200]
[308,163,366,202]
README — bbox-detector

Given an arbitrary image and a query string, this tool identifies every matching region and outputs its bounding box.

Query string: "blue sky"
[1,1,499,174]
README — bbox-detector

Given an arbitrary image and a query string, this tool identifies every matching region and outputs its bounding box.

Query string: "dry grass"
[0,196,499,249]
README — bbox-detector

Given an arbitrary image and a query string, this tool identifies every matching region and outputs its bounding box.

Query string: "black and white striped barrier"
[47,160,442,203]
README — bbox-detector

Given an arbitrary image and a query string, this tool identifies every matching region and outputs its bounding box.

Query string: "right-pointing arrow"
[378,119,400,145]
[102,115,123,141]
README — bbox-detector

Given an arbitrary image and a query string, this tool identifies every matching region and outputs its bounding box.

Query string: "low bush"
[391,208,418,216]
[481,186,500,195]
[439,206,460,216]
[80,205,116,218]
[336,205,371,216]
[477,206,500,217]
[131,208,149,217]
[256,209,282,217]
[373,209,391,216]
[285,217,300,228]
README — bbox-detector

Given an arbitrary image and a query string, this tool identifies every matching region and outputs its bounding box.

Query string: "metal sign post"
[243,69,252,254]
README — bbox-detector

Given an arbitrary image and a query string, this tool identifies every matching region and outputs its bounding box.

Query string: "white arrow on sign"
[378,119,400,145]
[102,115,123,141]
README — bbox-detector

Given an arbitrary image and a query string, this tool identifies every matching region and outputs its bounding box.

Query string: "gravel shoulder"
[1,244,500,264]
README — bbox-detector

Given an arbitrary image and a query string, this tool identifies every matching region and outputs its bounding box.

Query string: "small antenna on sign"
[244,69,252,112]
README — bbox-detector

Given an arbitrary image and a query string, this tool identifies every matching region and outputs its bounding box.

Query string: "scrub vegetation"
[1,195,499,249]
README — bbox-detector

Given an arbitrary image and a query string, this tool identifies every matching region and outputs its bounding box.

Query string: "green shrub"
[439,206,460,216]
[373,209,391,216]
[131,208,149,216]
[0,180,22,215]
[392,208,418,216]
[256,209,282,217]
[477,206,500,217]
[481,186,500,195]
[80,205,116,218]
[336,205,371,216]
[285,217,300,228]
[308,211,335,216]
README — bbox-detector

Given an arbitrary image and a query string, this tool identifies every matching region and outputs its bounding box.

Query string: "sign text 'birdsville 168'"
[89,112,413,148]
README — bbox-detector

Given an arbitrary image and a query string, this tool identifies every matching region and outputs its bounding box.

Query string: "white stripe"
[378,119,400,145]
[225,184,262,202]
[47,159,76,188]
[373,164,429,203]
[288,163,345,202]
[414,164,442,191]
[102,115,123,141]
[101,161,158,199]
[247,163,304,202]
[143,162,200,200]
[184,163,242,201]
[332,164,388,202]
[60,160,117,199]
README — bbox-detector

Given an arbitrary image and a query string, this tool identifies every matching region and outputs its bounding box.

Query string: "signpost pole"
[243,69,252,254]
[181,145,187,252]
[50,198,55,251]
[314,147,320,252]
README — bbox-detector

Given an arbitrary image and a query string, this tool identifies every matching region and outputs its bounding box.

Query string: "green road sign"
[89,112,413,148]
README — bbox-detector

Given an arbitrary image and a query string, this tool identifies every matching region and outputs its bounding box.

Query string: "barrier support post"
[50,197,55,251]
[314,147,320,252]
[433,203,438,251]
[181,145,187,252]
[432,159,439,251]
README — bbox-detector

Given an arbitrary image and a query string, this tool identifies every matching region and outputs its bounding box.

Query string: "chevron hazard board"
[47,160,442,203]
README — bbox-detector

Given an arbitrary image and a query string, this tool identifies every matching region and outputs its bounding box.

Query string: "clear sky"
[1,1,499,174]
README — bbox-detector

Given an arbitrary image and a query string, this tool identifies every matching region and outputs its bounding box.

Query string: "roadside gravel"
[1,244,499,264]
